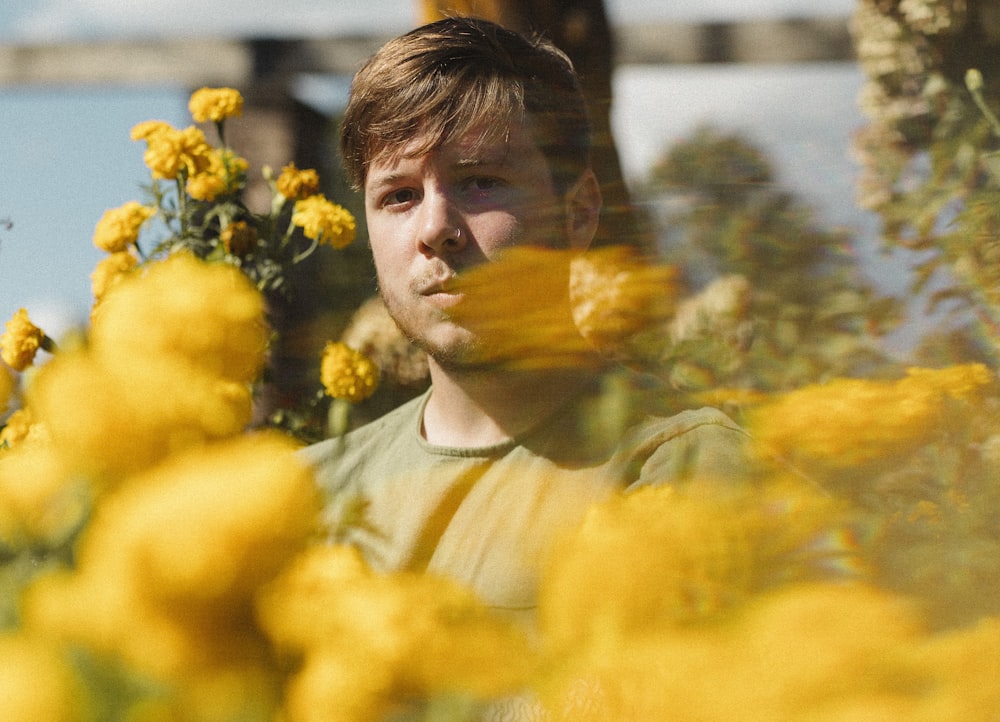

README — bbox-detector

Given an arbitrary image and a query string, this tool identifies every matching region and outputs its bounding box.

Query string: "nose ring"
[454,227,462,240]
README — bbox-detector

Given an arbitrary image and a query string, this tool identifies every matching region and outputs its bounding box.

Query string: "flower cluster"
[0,309,52,372]
[98,86,356,300]
[320,341,380,404]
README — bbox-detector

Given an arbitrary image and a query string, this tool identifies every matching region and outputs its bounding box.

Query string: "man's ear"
[564,169,602,251]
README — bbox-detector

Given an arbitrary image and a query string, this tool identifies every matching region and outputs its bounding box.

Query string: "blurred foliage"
[851,0,1000,363]
[637,126,901,393]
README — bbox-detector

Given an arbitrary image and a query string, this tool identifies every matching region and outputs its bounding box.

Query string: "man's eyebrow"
[454,155,508,170]
[366,171,409,191]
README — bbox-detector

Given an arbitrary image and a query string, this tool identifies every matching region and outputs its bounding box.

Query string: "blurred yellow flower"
[129,119,172,142]
[257,544,534,722]
[570,245,681,357]
[320,341,379,403]
[188,86,244,124]
[276,162,321,200]
[746,364,994,472]
[1,308,47,372]
[291,195,356,249]
[92,200,154,253]
[448,247,605,369]
[90,249,139,302]
[29,349,253,483]
[0,407,32,448]
[28,254,268,481]
[0,633,84,722]
[89,253,269,385]
[23,433,317,685]
[537,479,849,652]
[0,362,14,414]
[0,431,84,548]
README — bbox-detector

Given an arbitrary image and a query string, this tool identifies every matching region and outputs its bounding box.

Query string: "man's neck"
[420,360,601,448]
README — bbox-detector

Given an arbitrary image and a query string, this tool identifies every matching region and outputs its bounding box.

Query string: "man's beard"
[378,288,491,373]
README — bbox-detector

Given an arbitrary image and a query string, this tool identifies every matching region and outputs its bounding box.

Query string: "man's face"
[364,119,577,366]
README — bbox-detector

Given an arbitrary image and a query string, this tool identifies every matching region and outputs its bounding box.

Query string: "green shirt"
[301,383,750,617]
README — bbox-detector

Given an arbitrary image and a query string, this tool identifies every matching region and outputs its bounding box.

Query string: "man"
[302,16,749,621]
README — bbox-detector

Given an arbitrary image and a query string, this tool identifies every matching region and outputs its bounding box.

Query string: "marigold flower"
[0,431,83,547]
[570,245,681,357]
[341,296,428,387]
[746,364,994,473]
[92,200,154,253]
[129,119,172,142]
[0,363,14,415]
[276,163,321,200]
[90,250,140,302]
[220,220,257,257]
[89,253,269,385]
[320,342,379,403]
[186,148,248,202]
[134,123,214,181]
[1,308,47,372]
[22,433,317,686]
[0,633,84,722]
[0,408,32,448]
[291,195,356,249]
[448,247,596,369]
[28,349,254,483]
[257,544,533,722]
[188,86,244,124]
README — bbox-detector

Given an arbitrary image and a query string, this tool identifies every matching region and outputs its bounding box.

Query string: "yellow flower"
[1,308,47,372]
[0,431,84,548]
[0,363,14,415]
[0,407,32,448]
[92,200,154,253]
[320,342,379,403]
[256,545,534,722]
[538,479,848,651]
[89,253,269,385]
[570,245,681,357]
[29,349,254,483]
[746,364,994,473]
[188,86,244,124]
[90,249,139,302]
[291,194,356,249]
[133,122,214,181]
[30,255,269,481]
[22,433,315,691]
[276,162,321,200]
[129,119,172,142]
[220,220,257,257]
[447,247,597,369]
[186,148,248,202]
[0,633,84,722]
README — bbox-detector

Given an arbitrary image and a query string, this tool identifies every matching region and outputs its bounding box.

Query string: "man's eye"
[465,176,504,195]
[383,188,417,206]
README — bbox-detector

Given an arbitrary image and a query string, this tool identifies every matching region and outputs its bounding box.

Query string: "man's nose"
[417,191,466,256]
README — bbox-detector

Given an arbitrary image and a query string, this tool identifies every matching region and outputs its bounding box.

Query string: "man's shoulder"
[631,405,747,443]
[613,405,753,488]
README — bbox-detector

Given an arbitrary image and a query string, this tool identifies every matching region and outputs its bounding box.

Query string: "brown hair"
[339,16,592,193]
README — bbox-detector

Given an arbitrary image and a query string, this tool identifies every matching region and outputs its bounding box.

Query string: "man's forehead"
[367,119,537,178]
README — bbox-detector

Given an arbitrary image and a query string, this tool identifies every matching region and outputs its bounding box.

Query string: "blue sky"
[1,0,892,348]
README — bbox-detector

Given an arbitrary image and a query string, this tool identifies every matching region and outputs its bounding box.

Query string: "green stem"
[291,236,319,264]
[328,398,351,437]
[967,69,1000,138]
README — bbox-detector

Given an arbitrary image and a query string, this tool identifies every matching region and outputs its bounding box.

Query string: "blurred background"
[0,0,883,337]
